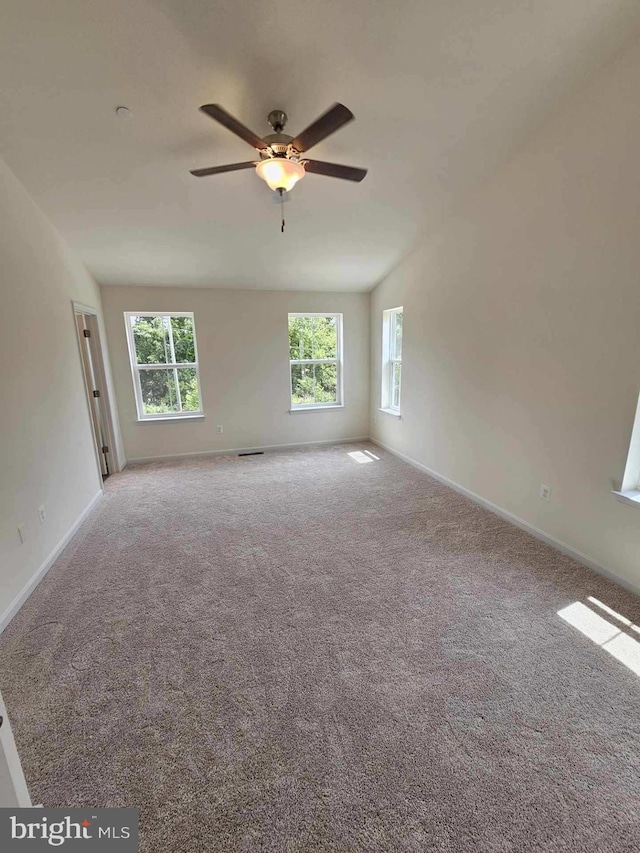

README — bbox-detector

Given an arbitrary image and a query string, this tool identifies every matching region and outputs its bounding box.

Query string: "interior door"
[75,313,110,478]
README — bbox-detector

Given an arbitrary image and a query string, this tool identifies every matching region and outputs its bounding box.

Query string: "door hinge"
[102,445,109,454]
[93,389,100,397]
[83,329,91,337]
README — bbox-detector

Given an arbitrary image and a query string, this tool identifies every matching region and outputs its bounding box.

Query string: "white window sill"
[379,407,401,418]
[136,414,205,424]
[289,405,344,414]
[612,489,640,507]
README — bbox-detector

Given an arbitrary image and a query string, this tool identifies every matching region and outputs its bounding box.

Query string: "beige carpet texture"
[1,442,639,851]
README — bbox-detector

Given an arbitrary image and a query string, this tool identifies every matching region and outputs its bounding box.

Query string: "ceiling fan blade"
[199,104,268,151]
[303,160,367,182]
[291,103,354,153]
[190,161,257,177]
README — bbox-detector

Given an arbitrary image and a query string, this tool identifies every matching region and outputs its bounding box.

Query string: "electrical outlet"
[38,505,47,524]
[18,524,26,545]
[539,484,551,502]
[216,425,223,434]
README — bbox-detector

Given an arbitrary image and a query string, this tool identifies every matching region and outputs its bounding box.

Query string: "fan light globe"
[256,158,305,192]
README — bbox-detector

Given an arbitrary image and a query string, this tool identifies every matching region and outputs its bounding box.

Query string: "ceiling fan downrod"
[267,110,288,133]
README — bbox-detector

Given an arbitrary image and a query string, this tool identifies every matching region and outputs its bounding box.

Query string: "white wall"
[0,156,123,626]
[101,287,370,461]
[371,35,640,592]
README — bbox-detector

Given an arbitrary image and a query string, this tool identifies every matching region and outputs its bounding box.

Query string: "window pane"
[289,317,313,360]
[291,363,338,406]
[392,362,401,409]
[131,316,170,364]
[393,311,403,359]
[171,316,196,363]
[177,367,200,411]
[139,369,180,414]
[314,363,338,404]
[312,316,338,360]
[291,363,315,406]
[288,315,338,360]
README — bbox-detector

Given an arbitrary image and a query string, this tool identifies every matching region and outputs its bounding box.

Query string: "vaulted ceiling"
[1,0,639,291]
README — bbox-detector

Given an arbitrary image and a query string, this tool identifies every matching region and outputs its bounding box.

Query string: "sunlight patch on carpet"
[348,450,380,464]
[558,600,640,676]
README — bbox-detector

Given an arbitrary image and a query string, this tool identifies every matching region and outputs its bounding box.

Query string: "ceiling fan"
[190,103,368,196]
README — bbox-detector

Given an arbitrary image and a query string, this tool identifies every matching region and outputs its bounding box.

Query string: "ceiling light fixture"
[115,106,133,120]
[255,158,305,192]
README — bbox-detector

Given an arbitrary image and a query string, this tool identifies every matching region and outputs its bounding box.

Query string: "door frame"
[72,302,121,480]
[0,688,31,807]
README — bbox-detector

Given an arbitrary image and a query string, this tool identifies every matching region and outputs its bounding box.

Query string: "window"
[613,390,640,507]
[124,312,203,419]
[381,307,403,413]
[288,313,343,409]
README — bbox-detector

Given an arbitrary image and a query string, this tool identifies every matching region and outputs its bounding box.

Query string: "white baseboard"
[371,438,640,597]
[127,436,371,464]
[0,491,103,634]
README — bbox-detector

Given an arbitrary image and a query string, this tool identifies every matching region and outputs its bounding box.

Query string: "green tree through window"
[126,313,202,417]
[288,314,342,407]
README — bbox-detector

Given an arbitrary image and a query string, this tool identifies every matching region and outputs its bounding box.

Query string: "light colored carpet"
[1,442,639,851]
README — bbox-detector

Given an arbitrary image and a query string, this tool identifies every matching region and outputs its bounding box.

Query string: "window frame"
[288,312,344,411]
[613,390,640,507]
[124,311,204,421]
[381,306,403,415]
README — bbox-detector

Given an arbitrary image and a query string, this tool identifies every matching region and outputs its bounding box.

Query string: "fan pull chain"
[280,189,285,233]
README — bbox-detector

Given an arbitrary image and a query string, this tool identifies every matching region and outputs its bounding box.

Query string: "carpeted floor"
[1,442,639,851]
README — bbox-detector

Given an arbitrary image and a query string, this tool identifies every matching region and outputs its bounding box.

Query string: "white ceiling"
[0,0,639,292]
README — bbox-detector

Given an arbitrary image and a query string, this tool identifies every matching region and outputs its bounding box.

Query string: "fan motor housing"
[262,133,293,158]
